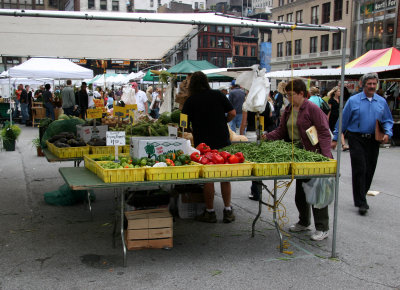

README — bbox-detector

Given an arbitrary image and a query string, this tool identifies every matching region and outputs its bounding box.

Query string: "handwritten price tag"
[94,99,103,108]
[86,108,103,119]
[106,131,126,146]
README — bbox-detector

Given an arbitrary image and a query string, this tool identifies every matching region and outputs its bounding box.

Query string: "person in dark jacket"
[263,79,333,241]
[77,82,88,119]
[43,84,55,120]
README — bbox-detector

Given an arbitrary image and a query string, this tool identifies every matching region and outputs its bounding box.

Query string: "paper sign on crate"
[106,131,126,146]
[86,108,103,119]
[94,99,103,108]
[114,105,137,117]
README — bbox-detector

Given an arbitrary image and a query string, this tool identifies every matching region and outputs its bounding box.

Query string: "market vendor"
[175,73,192,110]
[263,79,333,241]
[182,71,236,223]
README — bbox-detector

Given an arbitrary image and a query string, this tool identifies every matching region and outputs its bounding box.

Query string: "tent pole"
[331,27,347,258]
[9,76,12,124]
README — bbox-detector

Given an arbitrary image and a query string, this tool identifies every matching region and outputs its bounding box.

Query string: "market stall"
[0,9,348,265]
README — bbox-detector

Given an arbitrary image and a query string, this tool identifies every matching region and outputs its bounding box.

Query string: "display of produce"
[41,116,85,148]
[222,140,330,163]
[47,132,86,147]
[191,143,246,165]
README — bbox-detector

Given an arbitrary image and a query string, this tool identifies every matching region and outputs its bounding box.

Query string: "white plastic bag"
[235,64,258,91]
[302,178,335,209]
[242,68,270,113]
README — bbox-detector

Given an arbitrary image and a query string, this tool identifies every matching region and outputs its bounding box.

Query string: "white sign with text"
[106,131,126,146]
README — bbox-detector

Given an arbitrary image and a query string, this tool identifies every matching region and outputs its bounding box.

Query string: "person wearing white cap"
[131,82,148,116]
[219,85,229,98]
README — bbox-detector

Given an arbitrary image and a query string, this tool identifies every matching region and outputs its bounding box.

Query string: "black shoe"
[358,206,368,216]
[223,208,235,223]
[248,194,260,201]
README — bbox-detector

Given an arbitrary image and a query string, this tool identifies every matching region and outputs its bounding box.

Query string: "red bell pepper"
[190,152,201,162]
[196,143,211,154]
[212,153,225,164]
[228,154,239,164]
[219,151,231,162]
[199,156,210,165]
[234,152,245,163]
[204,152,214,162]
[165,158,175,166]
[210,149,219,154]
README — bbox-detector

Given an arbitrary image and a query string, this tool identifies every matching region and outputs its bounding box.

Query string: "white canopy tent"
[8,58,93,79]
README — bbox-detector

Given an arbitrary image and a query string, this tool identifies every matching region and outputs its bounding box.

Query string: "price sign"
[168,125,178,137]
[129,110,135,125]
[94,99,103,108]
[125,104,137,111]
[106,131,126,146]
[113,105,126,117]
[259,116,265,132]
[180,113,188,129]
[86,108,103,119]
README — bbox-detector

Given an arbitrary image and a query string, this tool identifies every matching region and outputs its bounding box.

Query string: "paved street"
[0,125,399,290]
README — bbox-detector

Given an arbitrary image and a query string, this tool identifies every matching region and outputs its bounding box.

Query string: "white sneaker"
[289,223,311,232]
[310,230,329,241]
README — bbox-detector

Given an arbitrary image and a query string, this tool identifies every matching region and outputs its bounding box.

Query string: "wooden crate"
[125,208,173,250]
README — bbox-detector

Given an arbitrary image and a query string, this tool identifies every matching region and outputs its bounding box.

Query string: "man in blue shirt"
[331,72,393,215]
[228,80,245,132]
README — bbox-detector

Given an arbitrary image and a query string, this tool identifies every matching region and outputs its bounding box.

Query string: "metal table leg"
[251,181,263,237]
[120,188,127,267]
[112,188,118,249]
[272,180,283,252]
[87,190,93,220]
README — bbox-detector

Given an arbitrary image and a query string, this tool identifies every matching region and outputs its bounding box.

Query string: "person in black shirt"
[77,82,88,119]
[19,84,29,124]
[43,83,55,120]
[182,71,236,223]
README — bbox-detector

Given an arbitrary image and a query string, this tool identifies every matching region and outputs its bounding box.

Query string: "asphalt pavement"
[0,125,399,290]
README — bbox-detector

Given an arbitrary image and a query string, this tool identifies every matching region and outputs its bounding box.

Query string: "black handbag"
[320,99,331,115]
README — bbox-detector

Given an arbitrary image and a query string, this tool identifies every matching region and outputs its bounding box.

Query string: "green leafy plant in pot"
[1,123,22,151]
[32,136,44,156]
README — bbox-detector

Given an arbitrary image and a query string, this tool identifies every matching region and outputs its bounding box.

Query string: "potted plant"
[32,136,44,156]
[1,123,22,151]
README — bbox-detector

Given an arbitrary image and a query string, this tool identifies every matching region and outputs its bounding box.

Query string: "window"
[112,0,119,11]
[346,0,349,14]
[210,25,216,33]
[217,37,224,48]
[334,0,342,21]
[100,0,107,10]
[194,2,198,9]
[311,6,319,24]
[251,47,256,57]
[202,35,208,48]
[332,32,341,50]
[235,45,240,55]
[217,26,223,33]
[224,36,231,48]
[286,41,292,56]
[49,0,58,7]
[296,10,303,23]
[278,15,284,33]
[88,0,94,8]
[158,0,161,7]
[310,36,317,53]
[243,46,248,56]
[36,0,44,4]
[210,36,216,48]
[295,39,302,55]
[321,34,329,52]
[150,0,154,8]
[287,13,293,23]
[277,42,283,57]
[278,0,284,6]
[224,26,230,33]
[322,3,330,24]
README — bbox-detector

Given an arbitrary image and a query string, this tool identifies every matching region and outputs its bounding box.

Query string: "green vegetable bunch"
[222,140,330,163]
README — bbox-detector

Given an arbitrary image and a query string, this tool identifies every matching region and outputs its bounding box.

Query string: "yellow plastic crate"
[252,162,290,176]
[84,154,131,175]
[146,162,202,181]
[46,141,90,158]
[122,145,130,154]
[95,161,146,183]
[291,159,337,175]
[200,162,253,178]
[89,145,124,155]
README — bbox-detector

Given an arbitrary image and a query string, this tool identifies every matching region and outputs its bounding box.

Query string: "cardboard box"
[76,125,108,142]
[125,208,173,250]
[129,136,187,159]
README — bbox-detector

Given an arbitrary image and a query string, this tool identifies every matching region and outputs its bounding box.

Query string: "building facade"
[270,0,353,71]
[135,0,206,12]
